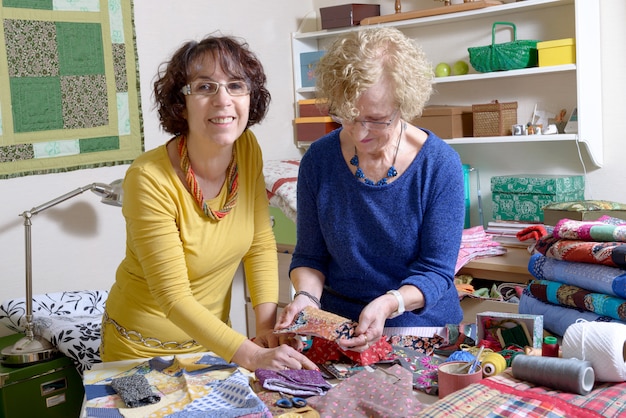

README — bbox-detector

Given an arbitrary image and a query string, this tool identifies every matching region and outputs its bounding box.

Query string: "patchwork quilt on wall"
[0,0,143,178]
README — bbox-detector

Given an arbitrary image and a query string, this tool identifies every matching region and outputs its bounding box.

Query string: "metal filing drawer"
[0,334,84,418]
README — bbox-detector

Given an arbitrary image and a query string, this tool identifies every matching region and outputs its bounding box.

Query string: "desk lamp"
[1,180,123,365]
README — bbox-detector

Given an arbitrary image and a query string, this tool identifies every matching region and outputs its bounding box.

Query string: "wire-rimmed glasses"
[181,80,250,97]
[330,109,399,131]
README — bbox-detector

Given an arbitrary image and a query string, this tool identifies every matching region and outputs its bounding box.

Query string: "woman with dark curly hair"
[101,34,316,372]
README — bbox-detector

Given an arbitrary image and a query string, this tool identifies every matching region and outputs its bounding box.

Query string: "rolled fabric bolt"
[511,355,594,395]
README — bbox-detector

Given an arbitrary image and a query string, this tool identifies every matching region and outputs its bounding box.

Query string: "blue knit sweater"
[290,128,465,327]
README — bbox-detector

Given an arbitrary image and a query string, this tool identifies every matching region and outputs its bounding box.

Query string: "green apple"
[452,60,469,76]
[435,62,451,77]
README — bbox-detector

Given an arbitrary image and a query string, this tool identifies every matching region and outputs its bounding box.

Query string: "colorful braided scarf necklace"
[177,135,239,221]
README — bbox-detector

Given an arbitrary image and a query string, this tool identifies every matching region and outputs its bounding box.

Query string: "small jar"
[542,336,559,357]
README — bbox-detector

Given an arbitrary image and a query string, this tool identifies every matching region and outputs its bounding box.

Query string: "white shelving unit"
[291,0,603,167]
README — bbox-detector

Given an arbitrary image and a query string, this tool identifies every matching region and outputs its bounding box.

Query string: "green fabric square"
[56,22,105,76]
[79,136,119,153]
[10,77,63,133]
[2,0,52,9]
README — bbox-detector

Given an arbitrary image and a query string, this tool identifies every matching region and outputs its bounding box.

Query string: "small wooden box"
[412,106,473,139]
[472,100,518,137]
[298,99,330,118]
[320,4,380,30]
[295,116,340,143]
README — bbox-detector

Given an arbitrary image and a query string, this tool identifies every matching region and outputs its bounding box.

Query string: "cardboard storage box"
[320,4,380,30]
[537,38,576,67]
[472,101,517,136]
[542,200,626,226]
[298,99,330,118]
[300,51,325,88]
[460,297,519,325]
[491,174,585,222]
[295,116,340,143]
[477,311,543,349]
[411,106,473,139]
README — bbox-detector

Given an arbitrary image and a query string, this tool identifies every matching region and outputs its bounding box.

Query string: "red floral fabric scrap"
[306,335,393,366]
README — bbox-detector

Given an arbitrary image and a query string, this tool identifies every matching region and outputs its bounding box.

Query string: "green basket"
[468,22,539,73]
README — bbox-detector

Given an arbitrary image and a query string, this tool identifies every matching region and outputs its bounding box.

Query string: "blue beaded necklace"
[350,122,404,186]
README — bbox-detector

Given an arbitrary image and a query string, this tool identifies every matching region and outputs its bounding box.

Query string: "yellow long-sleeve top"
[101,130,278,362]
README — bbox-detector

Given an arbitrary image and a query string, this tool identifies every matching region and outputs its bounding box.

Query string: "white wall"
[0,0,312,336]
[1,0,625,333]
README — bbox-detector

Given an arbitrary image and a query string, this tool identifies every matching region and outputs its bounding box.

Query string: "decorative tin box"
[537,38,576,67]
[491,174,585,222]
[300,51,325,88]
[412,106,473,139]
[320,4,380,30]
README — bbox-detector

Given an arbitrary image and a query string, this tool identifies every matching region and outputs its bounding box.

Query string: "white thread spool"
[562,321,626,382]
[511,355,595,395]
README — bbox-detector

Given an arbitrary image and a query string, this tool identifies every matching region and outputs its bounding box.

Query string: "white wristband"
[386,289,405,319]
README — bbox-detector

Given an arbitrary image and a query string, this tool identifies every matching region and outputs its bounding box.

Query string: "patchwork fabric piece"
[420,368,626,417]
[0,0,143,178]
[274,306,356,341]
[307,364,426,417]
[305,335,394,367]
[110,374,161,408]
[528,253,626,299]
[528,279,626,322]
[84,353,271,418]
[0,290,108,374]
[254,369,332,396]
[393,346,443,395]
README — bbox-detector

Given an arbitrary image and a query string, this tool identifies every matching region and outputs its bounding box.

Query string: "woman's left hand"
[254,328,303,351]
[335,297,388,352]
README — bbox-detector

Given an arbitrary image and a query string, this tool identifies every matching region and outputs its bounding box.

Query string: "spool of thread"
[481,352,506,377]
[542,336,559,357]
[561,321,626,382]
[511,355,595,395]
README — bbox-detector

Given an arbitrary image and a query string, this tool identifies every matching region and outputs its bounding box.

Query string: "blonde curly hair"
[315,26,433,121]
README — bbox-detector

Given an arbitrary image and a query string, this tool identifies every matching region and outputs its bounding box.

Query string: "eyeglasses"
[181,80,250,97]
[330,109,399,131]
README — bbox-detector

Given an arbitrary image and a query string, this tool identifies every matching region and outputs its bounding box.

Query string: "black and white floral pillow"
[0,290,108,374]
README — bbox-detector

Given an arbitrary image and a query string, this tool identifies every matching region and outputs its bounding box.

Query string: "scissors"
[276,392,307,409]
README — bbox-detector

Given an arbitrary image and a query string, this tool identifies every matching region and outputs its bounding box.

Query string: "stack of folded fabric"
[518,216,626,336]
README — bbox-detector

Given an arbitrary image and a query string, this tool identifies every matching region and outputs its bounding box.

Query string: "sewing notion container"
[477,311,543,349]
[491,174,585,222]
[537,38,576,67]
[0,334,84,418]
[412,106,473,139]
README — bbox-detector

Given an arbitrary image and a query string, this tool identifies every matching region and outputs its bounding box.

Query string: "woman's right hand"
[233,339,317,371]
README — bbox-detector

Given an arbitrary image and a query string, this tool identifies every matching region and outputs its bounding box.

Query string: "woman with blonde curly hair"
[277,27,465,352]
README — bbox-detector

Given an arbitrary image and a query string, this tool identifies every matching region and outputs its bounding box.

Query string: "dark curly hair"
[153,34,271,136]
